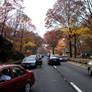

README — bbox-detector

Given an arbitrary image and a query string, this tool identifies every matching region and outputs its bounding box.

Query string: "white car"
[21,57,37,68]
[28,55,37,58]
[88,60,92,76]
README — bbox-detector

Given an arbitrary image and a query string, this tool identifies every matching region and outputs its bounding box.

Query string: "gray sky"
[24,0,56,37]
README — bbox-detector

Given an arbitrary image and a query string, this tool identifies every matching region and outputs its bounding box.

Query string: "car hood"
[22,60,36,63]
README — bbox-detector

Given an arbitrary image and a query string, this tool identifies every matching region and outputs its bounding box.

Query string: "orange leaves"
[44,30,63,48]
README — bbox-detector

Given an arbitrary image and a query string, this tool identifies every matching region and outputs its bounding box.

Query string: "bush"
[11,51,25,60]
[0,36,13,62]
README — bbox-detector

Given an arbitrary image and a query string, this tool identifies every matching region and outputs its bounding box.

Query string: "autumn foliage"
[44,30,63,54]
[45,0,92,57]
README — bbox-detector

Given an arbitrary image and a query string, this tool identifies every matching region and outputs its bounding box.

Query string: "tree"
[44,30,63,54]
[0,0,23,37]
[81,0,92,31]
[6,8,35,53]
[45,0,85,57]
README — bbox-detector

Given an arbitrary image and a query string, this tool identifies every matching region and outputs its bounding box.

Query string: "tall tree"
[0,0,23,37]
[44,30,63,54]
[82,0,92,30]
[45,0,85,57]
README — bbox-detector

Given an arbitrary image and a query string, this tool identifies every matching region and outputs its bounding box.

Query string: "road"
[30,57,92,92]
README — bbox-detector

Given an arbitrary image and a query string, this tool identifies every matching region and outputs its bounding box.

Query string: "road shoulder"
[67,61,88,69]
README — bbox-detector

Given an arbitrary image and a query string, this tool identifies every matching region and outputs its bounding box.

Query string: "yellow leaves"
[65,28,76,36]
[64,25,92,39]
[26,50,31,53]
[7,39,14,43]
[24,41,36,47]
[10,40,13,43]
[76,26,92,38]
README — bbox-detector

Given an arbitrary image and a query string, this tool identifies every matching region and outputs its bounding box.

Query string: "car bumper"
[48,60,60,65]
[21,63,37,68]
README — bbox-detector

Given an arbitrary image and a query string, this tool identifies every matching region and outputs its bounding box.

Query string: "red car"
[0,64,35,92]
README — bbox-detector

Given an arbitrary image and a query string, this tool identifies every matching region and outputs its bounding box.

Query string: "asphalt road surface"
[30,57,92,92]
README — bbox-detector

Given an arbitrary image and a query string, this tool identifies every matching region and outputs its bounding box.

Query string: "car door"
[0,67,14,92]
[11,66,28,92]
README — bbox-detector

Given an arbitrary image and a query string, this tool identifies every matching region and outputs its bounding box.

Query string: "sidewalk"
[67,61,88,69]
[67,57,92,69]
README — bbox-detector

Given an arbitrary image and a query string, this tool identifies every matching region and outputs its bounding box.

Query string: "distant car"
[54,54,63,61]
[54,54,68,62]
[59,56,68,62]
[21,57,37,68]
[88,60,92,76]
[0,64,35,92]
[81,53,90,58]
[48,55,60,65]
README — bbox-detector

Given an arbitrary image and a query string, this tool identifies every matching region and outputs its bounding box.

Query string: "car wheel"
[88,68,92,76]
[25,83,31,92]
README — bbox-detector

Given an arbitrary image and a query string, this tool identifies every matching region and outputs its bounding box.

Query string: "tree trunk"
[69,34,72,57]
[74,34,77,58]
[69,40,72,57]
[52,47,55,54]
[20,30,23,52]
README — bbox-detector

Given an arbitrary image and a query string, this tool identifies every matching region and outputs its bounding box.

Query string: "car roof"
[0,64,19,69]
[50,56,58,59]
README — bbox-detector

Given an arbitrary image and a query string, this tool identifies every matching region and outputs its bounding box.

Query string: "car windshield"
[55,54,61,57]
[23,58,35,62]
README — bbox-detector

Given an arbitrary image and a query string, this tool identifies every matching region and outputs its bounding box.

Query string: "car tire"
[88,68,92,76]
[25,83,31,92]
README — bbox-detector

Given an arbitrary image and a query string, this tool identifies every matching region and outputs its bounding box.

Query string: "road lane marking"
[52,65,83,92]
[70,82,83,92]
[53,65,57,68]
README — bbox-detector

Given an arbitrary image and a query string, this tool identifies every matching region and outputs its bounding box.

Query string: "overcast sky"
[24,0,56,37]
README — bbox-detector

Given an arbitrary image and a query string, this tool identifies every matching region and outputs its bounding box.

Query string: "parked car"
[88,60,92,76]
[0,64,35,92]
[48,55,60,65]
[21,57,37,68]
[81,53,90,58]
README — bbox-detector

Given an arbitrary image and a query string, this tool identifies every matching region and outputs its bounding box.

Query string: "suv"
[0,64,35,92]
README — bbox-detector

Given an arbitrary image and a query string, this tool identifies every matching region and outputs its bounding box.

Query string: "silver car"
[21,57,37,68]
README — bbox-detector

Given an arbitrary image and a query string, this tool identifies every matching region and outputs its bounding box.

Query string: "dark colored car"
[36,56,42,67]
[54,54,68,62]
[81,53,90,58]
[0,64,35,92]
[21,57,37,68]
[48,55,60,65]
[59,56,68,62]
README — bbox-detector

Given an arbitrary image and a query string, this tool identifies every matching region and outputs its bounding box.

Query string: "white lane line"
[70,82,83,92]
[53,65,57,69]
